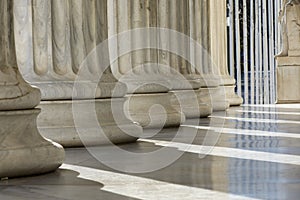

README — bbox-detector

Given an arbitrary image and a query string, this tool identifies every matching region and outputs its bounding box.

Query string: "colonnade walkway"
[1,104,299,200]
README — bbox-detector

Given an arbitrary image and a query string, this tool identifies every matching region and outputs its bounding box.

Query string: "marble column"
[276,0,300,103]
[187,0,230,111]
[108,0,184,128]
[156,0,212,118]
[17,0,142,147]
[209,0,243,106]
[0,0,64,178]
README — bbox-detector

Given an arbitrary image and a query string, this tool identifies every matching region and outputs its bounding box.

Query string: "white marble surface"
[0,0,64,179]
[277,64,300,103]
[0,67,41,110]
[0,109,64,178]
[0,0,40,110]
[1,105,299,200]
[126,93,185,128]
[198,87,230,111]
[171,90,212,118]
[37,99,142,147]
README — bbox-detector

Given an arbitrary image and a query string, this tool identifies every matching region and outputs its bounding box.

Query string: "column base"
[126,93,185,128]
[218,74,236,86]
[37,99,142,147]
[198,74,221,88]
[170,90,212,118]
[119,74,170,94]
[0,109,64,179]
[276,64,300,103]
[198,87,230,111]
[224,85,244,106]
[212,75,243,106]
[31,81,128,100]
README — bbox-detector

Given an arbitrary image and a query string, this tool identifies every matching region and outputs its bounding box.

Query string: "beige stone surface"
[277,56,300,65]
[0,109,65,178]
[107,1,185,124]
[0,0,40,110]
[14,0,144,146]
[277,0,300,57]
[37,99,142,147]
[276,1,300,103]
[0,0,64,178]
[126,93,185,128]
[198,88,230,111]
[15,0,242,132]
[277,65,300,103]
[209,0,243,106]
[0,67,41,110]
[286,2,300,57]
[171,90,212,118]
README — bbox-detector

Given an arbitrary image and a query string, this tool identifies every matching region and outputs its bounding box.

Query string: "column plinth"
[171,90,212,118]
[126,93,184,128]
[276,57,300,103]
[0,109,64,178]
[37,99,141,147]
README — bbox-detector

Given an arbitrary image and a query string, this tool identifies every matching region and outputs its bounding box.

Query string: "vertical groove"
[69,0,85,74]
[95,0,111,75]
[131,0,146,74]
[194,0,204,75]
[32,0,48,75]
[116,0,132,75]
[51,0,71,76]
[169,0,180,73]
[0,0,17,68]
[82,0,97,74]
[157,0,170,72]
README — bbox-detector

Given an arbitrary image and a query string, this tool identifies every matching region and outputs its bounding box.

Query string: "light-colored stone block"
[277,65,300,103]
[224,85,244,106]
[37,99,142,147]
[0,109,64,178]
[171,90,212,118]
[126,93,185,128]
[198,87,230,111]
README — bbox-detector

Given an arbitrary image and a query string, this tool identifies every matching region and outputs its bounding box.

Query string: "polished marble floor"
[1,104,300,200]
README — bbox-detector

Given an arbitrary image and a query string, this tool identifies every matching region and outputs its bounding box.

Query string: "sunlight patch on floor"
[61,164,260,200]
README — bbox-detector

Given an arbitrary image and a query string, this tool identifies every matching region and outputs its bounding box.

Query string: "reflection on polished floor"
[1,105,300,200]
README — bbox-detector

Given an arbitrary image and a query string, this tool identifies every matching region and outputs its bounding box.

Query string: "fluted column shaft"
[15,0,142,146]
[108,0,184,127]
[209,0,243,106]
[153,0,213,118]
[108,0,170,92]
[166,0,229,112]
